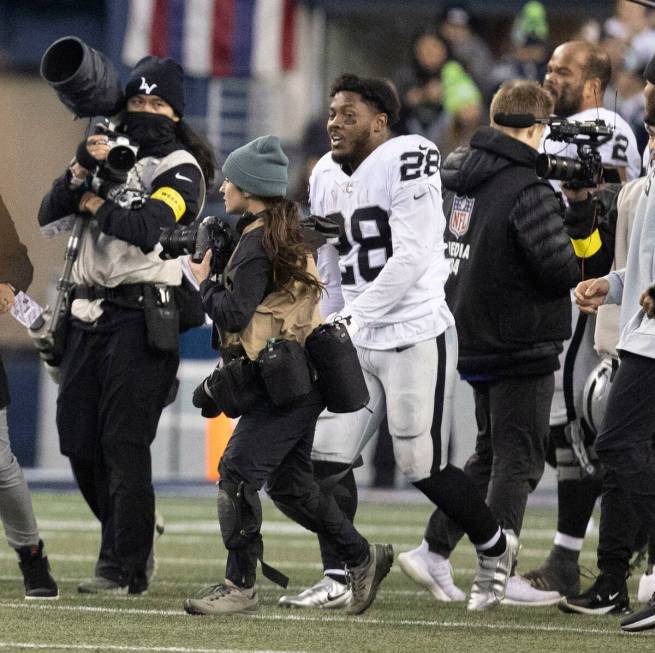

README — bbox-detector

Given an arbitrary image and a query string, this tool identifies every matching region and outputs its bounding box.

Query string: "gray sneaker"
[345,543,394,615]
[467,530,518,611]
[523,546,581,597]
[183,580,258,615]
[278,576,352,609]
[145,510,165,584]
[78,576,129,595]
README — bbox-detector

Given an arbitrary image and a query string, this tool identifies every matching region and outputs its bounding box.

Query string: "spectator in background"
[435,61,484,157]
[393,31,450,138]
[0,196,58,600]
[489,1,549,97]
[439,3,494,94]
[605,0,655,73]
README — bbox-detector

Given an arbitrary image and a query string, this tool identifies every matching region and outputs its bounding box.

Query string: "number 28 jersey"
[309,135,454,350]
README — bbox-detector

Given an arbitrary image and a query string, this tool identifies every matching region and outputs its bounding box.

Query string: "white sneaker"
[638,568,655,603]
[501,574,561,606]
[398,540,465,602]
[278,576,352,609]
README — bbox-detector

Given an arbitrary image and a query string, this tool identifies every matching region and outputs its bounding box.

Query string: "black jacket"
[442,127,580,377]
[0,196,34,408]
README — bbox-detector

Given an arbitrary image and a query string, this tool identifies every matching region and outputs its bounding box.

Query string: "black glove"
[192,378,221,418]
[75,140,100,171]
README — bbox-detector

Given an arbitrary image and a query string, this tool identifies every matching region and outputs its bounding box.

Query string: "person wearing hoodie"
[398,80,579,606]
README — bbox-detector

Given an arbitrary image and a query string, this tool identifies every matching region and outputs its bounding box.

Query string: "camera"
[159,215,235,269]
[536,118,614,189]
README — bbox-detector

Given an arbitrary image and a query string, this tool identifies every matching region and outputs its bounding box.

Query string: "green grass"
[0,491,651,652]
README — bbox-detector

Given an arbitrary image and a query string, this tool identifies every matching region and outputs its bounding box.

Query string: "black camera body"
[536,118,614,189]
[159,215,235,271]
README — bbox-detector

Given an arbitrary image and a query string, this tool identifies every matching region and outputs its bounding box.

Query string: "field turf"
[0,490,651,652]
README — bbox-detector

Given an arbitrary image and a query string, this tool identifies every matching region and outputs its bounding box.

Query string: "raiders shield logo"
[449,196,475,238]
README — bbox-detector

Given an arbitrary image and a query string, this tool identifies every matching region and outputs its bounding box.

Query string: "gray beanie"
[222,135,288,197]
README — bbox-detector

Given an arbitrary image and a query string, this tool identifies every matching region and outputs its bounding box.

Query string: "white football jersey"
[309,135,454,349]
[541,107,641,181]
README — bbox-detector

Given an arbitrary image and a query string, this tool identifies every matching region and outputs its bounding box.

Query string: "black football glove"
[192,378,221,418]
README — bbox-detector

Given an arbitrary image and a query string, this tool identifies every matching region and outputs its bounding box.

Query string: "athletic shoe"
[621,592,655,632]
[523,546,581,597]
[397,541,465,601]
[145,510,165,584]
[558,576,630,615]
[345,543,394,615]
[278,576,352,609]
[183,580,258,615]
[467,530,518,611]
[638,566,655,603]
[501,574,561,606]
[77,576,130,595]
[16,540,59,600]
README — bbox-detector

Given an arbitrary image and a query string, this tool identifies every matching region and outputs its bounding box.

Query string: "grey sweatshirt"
[605,173,655,359]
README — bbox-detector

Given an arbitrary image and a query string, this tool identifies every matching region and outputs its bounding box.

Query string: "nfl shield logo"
[449,196,475,238]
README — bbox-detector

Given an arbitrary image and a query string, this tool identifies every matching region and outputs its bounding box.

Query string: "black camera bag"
[143,285,180,353]
[205,357,262,418]
[305,321,369,413]
[258,339,314,407]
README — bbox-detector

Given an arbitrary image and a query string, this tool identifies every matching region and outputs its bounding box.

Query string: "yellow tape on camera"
[151,186,186,222]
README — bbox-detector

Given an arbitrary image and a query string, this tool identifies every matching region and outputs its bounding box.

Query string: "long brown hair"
[259,197,324,297]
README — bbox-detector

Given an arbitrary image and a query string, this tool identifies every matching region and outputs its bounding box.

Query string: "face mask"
[123,112,177,150]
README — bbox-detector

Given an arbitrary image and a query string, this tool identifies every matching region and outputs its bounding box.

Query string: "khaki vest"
[219,218,322,361]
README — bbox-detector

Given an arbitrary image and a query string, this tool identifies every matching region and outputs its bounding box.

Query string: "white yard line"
[0,643,303,653]
[0,601,628,638]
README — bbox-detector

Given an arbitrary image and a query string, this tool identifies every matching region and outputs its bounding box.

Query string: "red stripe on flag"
[151,0,169,57]
[212,0,235,77]
[281,0,297,71]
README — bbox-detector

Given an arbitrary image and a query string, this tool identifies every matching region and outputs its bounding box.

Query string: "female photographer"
[184,135,392,616]
[37,56,214,595]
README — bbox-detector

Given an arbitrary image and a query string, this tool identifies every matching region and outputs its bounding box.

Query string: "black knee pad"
[216,479,262,551]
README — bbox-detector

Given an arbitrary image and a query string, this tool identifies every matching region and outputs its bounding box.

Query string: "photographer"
[0,196,58,599]
[408,80,579,605]
[183,136,392,617]
[37,56,214,595]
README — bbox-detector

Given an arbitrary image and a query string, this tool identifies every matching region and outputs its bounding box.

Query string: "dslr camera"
[536,118,614,189]
[159,215,235,272]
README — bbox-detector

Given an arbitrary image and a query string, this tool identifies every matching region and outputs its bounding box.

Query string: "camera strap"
[72,283,151,303]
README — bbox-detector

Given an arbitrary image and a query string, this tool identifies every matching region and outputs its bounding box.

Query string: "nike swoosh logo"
[608,592,619,601]
[418,145,428,150]
[175,172,192,182]
[413,191,427,200]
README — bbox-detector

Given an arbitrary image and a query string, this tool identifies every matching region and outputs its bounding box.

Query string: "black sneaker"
[16,540,59,600]
[558,575,630,616]
[621,592,655,632]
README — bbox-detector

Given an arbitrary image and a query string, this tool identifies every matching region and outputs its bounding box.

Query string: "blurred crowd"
[292,0,655,205]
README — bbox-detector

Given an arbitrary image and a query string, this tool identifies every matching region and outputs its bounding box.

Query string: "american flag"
[122,0,298,79]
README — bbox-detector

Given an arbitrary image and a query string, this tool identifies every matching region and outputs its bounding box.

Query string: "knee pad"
[216,479,262,551]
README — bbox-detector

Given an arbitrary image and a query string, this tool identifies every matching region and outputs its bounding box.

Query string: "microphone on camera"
[493,112,537,128]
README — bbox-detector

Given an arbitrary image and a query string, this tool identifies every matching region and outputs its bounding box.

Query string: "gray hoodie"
[605,170,655,358]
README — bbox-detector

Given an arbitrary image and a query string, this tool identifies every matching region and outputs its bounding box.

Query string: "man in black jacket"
[398,80,580,605]
[0,195,58,599]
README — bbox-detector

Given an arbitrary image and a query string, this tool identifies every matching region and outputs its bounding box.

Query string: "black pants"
[426,374,553,556]
[218,387,369,587]
[595,352,655,581]
[56,317,178,587]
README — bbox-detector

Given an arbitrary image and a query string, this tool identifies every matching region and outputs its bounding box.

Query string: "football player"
[277,74,515,612]
[523,40,641,602]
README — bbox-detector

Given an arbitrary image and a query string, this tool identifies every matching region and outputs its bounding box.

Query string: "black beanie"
[125,56,185,117]
[645,54,655,85]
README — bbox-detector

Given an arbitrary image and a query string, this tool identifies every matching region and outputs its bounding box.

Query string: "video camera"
[494,112,614,189]
[159,215,235,273]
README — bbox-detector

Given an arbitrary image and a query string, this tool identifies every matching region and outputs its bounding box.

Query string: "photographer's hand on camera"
[188,249,213,286]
